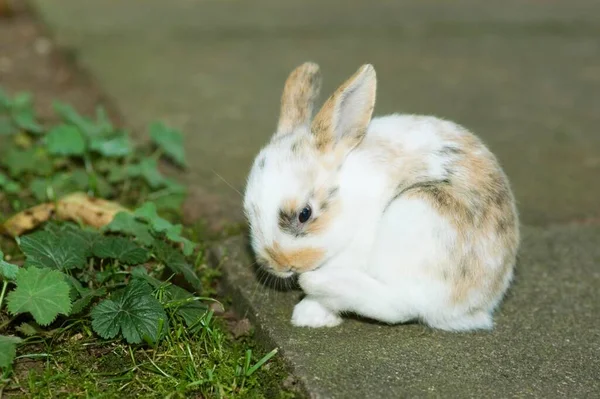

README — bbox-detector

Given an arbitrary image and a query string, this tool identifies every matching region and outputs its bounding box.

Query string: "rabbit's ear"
[311,65,376,152]
[275,62,322,138]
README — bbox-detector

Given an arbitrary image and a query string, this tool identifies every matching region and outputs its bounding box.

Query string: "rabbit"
[243,62,519,331]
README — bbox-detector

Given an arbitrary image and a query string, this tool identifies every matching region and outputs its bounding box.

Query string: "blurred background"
[3,0,600,229]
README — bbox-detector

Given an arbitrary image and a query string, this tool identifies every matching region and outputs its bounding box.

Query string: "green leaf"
[94,106,114,135]
[153,240,201,291]
[12,92,33,109]
[103,212,154,246]
[13,108,43,134]
[91,279,167,344]
[164,284,207,328]
[131,267,206,328]
[44,223,102,257]
[19,230,87,271]
[89,132,132,158]
[0,250,19,280]
[92,236,150,265]
[53,102,114,138]
[108,158,166,188]
[150,178,187,211]
[53,101,96,136]
[29,171,90,201]
[9,92,43,134]
[165,225,196,257]
[6,267,72,326]
[149,122,187,167]
[0,335,22,369]
[136,158,166,188]
[134,202,173,233]
[28,178,49,201]
[0,172,21,194]
[0,115,15,135]
[15,323,39,337]
[45,124,86,156]
[2,147,53,177]
[133,202,196,255]
[71,287,106,315]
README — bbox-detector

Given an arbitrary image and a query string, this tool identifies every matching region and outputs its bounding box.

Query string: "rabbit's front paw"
[291,297,342,328]
[298,271,331,297]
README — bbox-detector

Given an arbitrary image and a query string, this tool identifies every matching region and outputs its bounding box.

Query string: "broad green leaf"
[0,115,15,135]
[2,147,53,177]
[13,109,43,134]
[149,122,187,167]
[164,284,207,328]
[6,267,72,326]
[53,101,97,136]
[150,179,187,212]
[165,225,196,257]
[0,335,22,369]
[12,92,33,108]
[108,158,166,188]
[15,323,39,337]
[89,172,114,198]
[71,287,106,315]
[153,240,201,291]
[152,192,187,212]
[131,267,206,328]
[92,236,150,265]
[29,178,50,201]
[103,212,154,246]
[19,230,87,271]
[45,222,103,258]
[0,250,19,280]
[134,202,172,233]
[91,279,167,344]
[136,158,166,188]
[133,203,196,255]
[29,171,90,201]
[0,172,21,194]
[89,132,132,158]
[94,106,114,135]
[53,102,114,137]
[45,125,86,156]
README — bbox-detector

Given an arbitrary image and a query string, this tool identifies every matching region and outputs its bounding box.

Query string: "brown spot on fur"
[389,126,520,308]
[265,242,325,273]
[305,206,338,235]
[276,62,322,137]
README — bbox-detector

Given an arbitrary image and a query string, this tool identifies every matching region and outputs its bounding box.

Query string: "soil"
[0,1,122,124]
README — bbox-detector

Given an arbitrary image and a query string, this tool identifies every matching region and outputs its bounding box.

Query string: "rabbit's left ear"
[275,62,322,138]
[311,65,376,152]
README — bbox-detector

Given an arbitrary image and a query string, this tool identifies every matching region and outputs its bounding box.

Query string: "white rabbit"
[243,62,519,331]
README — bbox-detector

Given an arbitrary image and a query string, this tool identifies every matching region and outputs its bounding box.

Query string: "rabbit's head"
[244,63,377,277]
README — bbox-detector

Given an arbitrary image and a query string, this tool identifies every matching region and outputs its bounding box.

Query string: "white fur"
[245,109,516,331]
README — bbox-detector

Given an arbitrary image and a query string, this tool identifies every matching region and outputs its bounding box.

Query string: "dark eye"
[298,206,312,223]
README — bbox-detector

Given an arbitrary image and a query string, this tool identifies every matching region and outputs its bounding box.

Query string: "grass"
[3,313,290,398]
[0,88,301,398]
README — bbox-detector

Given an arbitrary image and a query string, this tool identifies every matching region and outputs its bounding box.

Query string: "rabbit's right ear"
[275,62,322,138]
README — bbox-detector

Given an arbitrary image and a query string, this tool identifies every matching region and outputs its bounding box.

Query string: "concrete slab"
[214,225,600,398]
[31,0,600,226]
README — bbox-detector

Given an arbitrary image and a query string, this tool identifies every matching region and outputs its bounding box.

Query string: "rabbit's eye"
[298,206,312,223]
